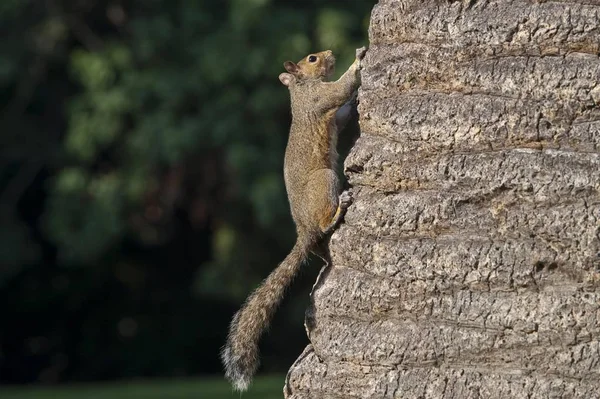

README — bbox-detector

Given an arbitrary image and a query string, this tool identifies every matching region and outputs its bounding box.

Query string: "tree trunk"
[284,0,600,397]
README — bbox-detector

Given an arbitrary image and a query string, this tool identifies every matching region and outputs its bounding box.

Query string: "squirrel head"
[279,50,335,87]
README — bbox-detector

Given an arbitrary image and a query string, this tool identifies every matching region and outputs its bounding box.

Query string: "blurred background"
[0,0,372,396]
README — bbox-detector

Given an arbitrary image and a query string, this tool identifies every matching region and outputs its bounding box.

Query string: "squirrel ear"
[279,73,294,87]
[283,61,299,75]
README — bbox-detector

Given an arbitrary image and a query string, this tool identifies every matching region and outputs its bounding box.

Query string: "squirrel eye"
[308,55,317,63]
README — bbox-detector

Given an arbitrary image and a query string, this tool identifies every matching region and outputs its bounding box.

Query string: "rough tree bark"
[284,0,600,398]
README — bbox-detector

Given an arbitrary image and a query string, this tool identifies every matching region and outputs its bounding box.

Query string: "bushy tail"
[221,235,311,391]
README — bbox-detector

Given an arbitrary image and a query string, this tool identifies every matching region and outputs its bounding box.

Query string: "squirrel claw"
[339,191,354,209]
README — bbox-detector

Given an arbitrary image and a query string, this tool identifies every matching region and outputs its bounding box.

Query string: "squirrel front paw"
[356,46,367,61]
[339,191,354,210]
[355,46,367,70]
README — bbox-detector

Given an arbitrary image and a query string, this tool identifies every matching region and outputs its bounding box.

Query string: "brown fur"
[221,47,367,391]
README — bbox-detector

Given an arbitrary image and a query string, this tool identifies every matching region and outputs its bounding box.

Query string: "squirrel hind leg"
[305,169,341,233]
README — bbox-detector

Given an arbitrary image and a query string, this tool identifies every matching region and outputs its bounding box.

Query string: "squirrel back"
[221,47,366,391]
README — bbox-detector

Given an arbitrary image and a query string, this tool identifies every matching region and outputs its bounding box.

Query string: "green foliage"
[44,0,369,274]
[44,169,124,263]
[0,0,373,383]
[0,215,40,284]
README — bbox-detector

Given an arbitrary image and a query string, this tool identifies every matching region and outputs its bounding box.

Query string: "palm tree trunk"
[285,0,600,397]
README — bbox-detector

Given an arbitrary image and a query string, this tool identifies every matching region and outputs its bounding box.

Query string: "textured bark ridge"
[285,0,600,398]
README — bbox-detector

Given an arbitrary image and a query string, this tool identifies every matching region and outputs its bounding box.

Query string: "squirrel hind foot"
[339,191,353,209]
[321,192,353,235]
[221,345,254,391]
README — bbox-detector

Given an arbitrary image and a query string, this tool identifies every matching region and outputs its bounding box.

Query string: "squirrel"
[221,46,367,392]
